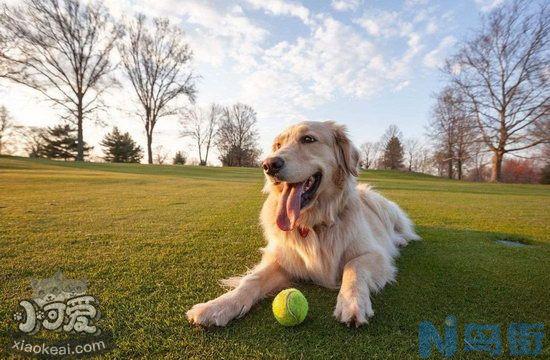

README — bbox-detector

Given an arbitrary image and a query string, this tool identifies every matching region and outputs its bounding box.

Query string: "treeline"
[0,0,261,167]
[359,125,435,175]
[359,123,549,184]
[1,101,262,167]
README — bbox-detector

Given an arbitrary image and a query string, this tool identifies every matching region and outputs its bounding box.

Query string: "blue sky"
[1,0,505,163]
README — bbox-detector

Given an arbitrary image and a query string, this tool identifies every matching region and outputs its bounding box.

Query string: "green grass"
[1,155,549,359]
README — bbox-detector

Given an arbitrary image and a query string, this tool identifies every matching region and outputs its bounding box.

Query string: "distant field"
[1,155,549,359]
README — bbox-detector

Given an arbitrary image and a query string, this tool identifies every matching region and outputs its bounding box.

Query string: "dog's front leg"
[186,256,289,327]
[333,251,396,327]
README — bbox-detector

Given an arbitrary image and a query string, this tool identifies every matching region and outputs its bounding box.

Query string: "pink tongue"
[276,182,303,231]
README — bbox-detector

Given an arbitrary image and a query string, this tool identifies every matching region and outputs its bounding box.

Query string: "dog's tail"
[358,184,421,247]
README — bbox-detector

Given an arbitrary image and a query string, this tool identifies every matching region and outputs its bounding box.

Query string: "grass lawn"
[1,155,549,359]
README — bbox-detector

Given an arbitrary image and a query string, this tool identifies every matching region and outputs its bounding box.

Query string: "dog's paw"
[186,301,231,327]
[186,295,246,327]
[333,291,374,327]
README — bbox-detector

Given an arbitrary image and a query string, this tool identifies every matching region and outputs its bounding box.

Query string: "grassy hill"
[1,155,549,359]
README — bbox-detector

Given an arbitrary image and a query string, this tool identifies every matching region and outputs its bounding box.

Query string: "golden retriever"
[186,121,419,327]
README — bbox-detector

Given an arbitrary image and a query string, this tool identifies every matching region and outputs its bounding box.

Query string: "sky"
[0,0,506,164]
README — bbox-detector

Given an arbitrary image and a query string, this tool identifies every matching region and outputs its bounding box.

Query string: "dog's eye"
[274,142,281,150]
[301,135,316,144]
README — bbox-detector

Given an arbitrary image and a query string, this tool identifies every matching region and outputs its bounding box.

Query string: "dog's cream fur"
[187,121,419,327]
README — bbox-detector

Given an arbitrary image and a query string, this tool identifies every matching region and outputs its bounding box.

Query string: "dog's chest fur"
[267,228,345,289]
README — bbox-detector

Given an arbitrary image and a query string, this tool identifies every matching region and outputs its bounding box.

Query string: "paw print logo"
[36,310,45,321]
[13,312,23,322]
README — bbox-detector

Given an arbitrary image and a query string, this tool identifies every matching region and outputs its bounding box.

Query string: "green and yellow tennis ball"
[272,288,308,326]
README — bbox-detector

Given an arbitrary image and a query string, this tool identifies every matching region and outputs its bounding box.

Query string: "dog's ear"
[330,122,359,177]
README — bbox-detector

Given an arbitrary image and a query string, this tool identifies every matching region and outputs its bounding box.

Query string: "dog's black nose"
[262,157,284,175]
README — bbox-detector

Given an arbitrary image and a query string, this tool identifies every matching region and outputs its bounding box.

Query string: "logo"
[419,315,545,358]
[9,271,111,357]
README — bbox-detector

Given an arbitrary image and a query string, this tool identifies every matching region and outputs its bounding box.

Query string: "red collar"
[298,227,310,238]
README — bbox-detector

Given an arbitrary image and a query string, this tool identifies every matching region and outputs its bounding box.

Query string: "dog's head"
[262,121,359,231]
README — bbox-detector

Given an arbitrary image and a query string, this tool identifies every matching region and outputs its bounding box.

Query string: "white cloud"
[352,2,455,81]
[425,21,438,34]
[355,11,403,37]
[353,6,431,82]
[422,35,456,69]
[355,5,440,38]
[474,0,504,12]
[104,0,268,68]
[357,18,379,36]
[394,80,411,91]
[405,0,429,7]
[388,32,424,80]
[244,0,310,24]
[237,11,435,122]
[240,16,379,110]
[331,0,361,12]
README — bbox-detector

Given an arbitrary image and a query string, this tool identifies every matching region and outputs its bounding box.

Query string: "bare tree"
[0,105,14,154]
[432,150,447,177]
[415,145,434,174]
[359,141,380,169]
[466,141,491,181]
[404,138,420,172]
[0,26,9,79]
[154,145,169,165]
[0,21,18,80]
[0,0,122,161]
[16,126,47,158]
[430,88,457,178]
[180,103,222,166]
[119,14,196,164]
[429,86,477,179]
[444,1,549,181]
[217,103,261,167]
[454,112,478,180]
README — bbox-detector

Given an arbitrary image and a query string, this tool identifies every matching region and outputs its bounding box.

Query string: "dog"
[186,121,420,327]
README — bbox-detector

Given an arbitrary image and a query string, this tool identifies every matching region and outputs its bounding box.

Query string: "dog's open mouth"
[276,172,322,232]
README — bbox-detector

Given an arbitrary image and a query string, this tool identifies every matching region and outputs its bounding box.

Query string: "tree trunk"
[447,143,453,179]
[147,132,153,164]
[457,159,463,180]
[490,150,504,182]
[198,141,205,165]
[204,144,210,166]
[76,96,84,161]
[146,112,154,164]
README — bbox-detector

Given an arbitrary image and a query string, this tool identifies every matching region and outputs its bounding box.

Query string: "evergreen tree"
[173,151,186,165]
[100,127,143,163]
[382,136,404,170]
[41,124,91,160]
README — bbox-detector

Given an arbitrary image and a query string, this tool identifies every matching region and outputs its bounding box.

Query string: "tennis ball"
[272,288,308,326]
